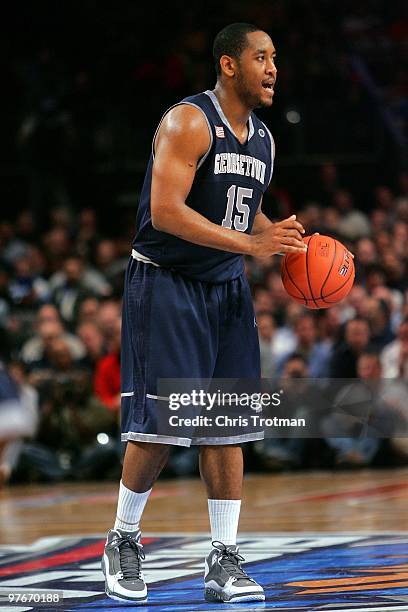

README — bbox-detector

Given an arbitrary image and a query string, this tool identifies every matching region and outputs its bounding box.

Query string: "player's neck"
[212,84,252,139]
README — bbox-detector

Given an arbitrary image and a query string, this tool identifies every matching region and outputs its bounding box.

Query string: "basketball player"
[102,23,306,604]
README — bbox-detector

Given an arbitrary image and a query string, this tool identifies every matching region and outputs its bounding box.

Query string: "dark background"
[1,0,407,231]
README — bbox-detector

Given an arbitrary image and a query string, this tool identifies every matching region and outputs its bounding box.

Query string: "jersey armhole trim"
[261,121,275,186]
[152,102,213,170]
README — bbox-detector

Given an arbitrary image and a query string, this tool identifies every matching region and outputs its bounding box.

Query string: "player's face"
[235,31,277,108]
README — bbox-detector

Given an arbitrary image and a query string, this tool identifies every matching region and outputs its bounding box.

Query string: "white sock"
[114,480,152,533]
[208,499,241,546]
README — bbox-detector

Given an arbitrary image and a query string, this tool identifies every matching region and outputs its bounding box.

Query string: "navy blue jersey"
[133,90,275,282]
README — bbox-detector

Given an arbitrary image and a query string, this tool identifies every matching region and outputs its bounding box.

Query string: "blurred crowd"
[0,208,126,484]
[0,160,407,485]
[249,165,408,470]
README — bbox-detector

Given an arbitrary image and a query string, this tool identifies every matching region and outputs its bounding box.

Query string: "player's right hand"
[251,215,307,258]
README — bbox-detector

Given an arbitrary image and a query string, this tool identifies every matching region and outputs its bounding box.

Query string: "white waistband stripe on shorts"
[131,249,160,267]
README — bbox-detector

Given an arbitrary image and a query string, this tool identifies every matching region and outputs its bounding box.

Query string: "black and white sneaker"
[204,541,265,603]
[101,529,147,603]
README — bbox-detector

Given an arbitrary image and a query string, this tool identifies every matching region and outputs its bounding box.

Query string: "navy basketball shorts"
[120,257,261,447]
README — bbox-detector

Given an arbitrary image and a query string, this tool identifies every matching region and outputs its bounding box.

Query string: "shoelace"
[107,534,145,580]
[211,540,252,581]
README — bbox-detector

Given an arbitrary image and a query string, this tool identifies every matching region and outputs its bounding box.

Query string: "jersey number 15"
[222,185,253,232]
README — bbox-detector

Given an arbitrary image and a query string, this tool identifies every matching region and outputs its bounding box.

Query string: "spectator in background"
[1,361,41,484]
[330,317,371,377]
[317,306,342,340]
[76,296,101,325]
[9,255,50,307]
[396,198,408,223]
[323,351,383,467]
[324,351,408,467]
[392,221,408,262]
[253,286,274,314]
[382,251,407,292]
[364,264,388,294]
[362,297,395,350]
[0,221,29,266]
[342,285,368,320]
[255,296,297,366]
[28,245,49,281]
[355,238,378,283]
[31,336,119,480]
[334,189,371,240]
[277,313,332,377]
[29,336,87,379]
[94,318,121,412]
[257,311,278,378]
[265,270,292,326]
[254,353,326,469]
[316,307,342,367]
[381,317,408,379]
[373,230,391,259]
[50,253,113,301]
[0,265,12,328]
[42,227,71,275]
[372,285,403,333]
[9,361,39,427]
[0,361,38,486]
[370,209,389,234]
[50,255,101,325]
[21,305,85,364]
[321,207,341,237]
[94,239,118,279]
[76,321,106,368]
[96,299,121,345]
[94,239,127,295]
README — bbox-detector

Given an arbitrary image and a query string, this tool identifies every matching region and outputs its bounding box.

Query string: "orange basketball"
[281,234,355,309]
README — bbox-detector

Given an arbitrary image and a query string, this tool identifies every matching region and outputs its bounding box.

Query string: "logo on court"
[258,128,265,137]
[0,534,407,610]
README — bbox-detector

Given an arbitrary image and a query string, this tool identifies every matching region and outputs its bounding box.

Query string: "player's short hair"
[213,23,261,77]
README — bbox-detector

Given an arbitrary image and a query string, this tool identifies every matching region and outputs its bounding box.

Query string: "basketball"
[281,234,355,309]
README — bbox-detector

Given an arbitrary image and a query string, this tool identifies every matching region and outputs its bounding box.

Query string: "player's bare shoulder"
[155,104,211,163]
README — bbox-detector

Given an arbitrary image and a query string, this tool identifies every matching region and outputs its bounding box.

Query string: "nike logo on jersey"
[214,153,267,185]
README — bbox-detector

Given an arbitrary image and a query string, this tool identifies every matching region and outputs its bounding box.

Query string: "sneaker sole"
[105,587,148,604]
[101,557,147,604]
[205,587,265,603]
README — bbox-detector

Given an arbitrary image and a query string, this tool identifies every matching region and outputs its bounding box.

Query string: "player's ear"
[219,54,237,78]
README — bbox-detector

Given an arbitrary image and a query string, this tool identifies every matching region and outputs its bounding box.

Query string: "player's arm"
[151,105,306,257]
[251,198,274,234]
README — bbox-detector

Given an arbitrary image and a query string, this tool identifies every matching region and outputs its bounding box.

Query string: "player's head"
[213,23,277,108]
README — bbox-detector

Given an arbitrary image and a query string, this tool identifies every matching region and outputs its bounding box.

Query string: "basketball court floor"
[0,468,407,611]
